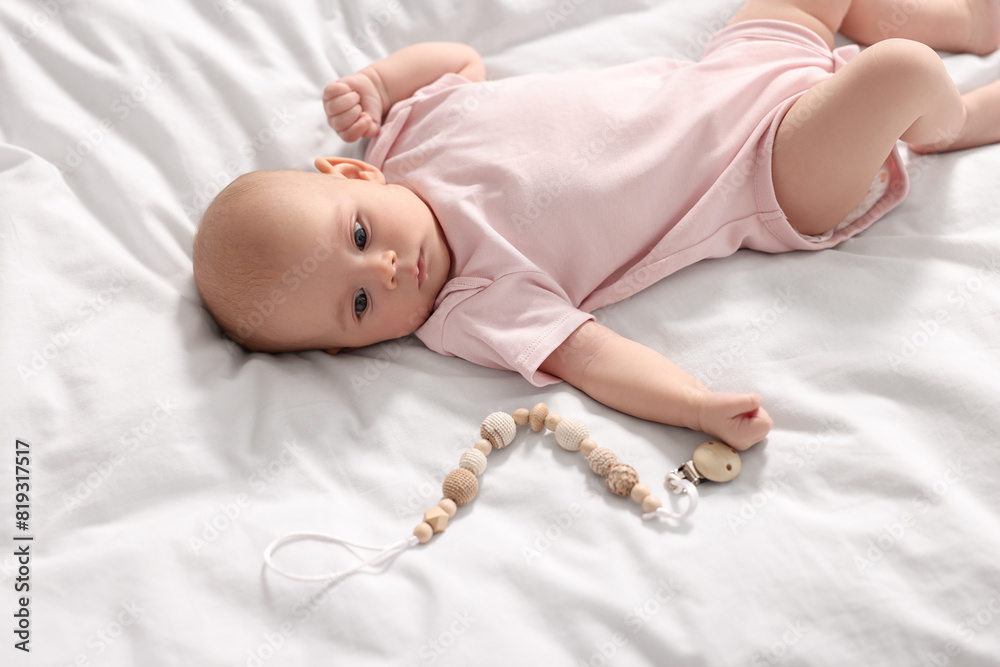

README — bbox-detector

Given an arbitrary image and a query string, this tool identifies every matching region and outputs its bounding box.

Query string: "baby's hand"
[323,71,385,143]
[696,392,773,451]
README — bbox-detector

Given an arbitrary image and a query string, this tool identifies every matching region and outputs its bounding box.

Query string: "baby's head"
[193,157,451,354]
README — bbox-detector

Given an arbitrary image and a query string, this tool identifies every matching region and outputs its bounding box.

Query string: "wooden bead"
[529,403,549,432]
[459,448,488,476]
[555,417,589,451]
[481,411,516,449]
[442,468,478,506]
[473,439,492,456]
[606,463,639,497]
[423,506,449,533]
[579,438,598,456]
[438,498,457,517]
[513,408,529,426]
[692,440,742,482]
[630,483,650,504]
[544,413,563,431]
[414,522,433,544]
[641,495,663,513]
[587,447,617,476]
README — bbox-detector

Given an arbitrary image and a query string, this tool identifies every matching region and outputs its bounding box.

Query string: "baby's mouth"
[417,249,426,288]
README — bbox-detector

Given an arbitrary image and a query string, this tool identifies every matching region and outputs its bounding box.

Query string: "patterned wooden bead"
[544,413,563,431]
[423,506,449,533]
[513,408,530,426]
[580,438,598,457]
[473,439,492,456]
[414,522,433,544]
[555,417,589,451]
[605,463,639,497]
[641,495,663,513]
[587,447,617,476]
[529,403,549,432]
[481,411,516,449]
[459,448,488,476]
[442,468,478,506]
[438,498,458,517]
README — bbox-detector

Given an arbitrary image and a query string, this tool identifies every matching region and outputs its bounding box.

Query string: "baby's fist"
[323,71,385,143]
[696,392,772,451]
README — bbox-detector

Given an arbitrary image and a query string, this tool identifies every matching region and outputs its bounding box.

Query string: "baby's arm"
[539,321,773,450]
[324,43,486,142]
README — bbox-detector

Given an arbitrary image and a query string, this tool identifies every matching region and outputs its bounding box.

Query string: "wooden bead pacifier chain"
[263,404,742,584]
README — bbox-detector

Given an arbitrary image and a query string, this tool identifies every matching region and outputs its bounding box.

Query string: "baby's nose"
[379,250,397,289]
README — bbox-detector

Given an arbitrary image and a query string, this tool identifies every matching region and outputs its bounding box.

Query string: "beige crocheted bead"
[630,483,651,504]
[473,439,492,456]
[692,440,742,482]
[513,408,530,426]
[529,403,549,432]
[641,495,663,513]
[579,438,598,457]
[481,411,516,450]
[414,522,433,544]
[587,447,617,476]
[438,498,457,517]
[606,463,639,497]
[443,468,479,506]
[459,448,488,476]
[555,417,589,451]
[545,413,563,431]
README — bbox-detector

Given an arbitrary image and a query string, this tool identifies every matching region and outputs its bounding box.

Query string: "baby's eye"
[353,288,368,317]
[353,220,367,250]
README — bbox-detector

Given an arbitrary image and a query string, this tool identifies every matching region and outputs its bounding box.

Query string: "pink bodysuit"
[364,20,908,386]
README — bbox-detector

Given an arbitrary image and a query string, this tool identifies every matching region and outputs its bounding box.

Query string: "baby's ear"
[314,157,386,184]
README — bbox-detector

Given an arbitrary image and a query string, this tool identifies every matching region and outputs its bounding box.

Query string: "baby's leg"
[841,0,1000,55]
[772,38,1000,236]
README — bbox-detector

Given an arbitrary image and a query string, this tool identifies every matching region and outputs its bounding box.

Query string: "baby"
[193,0,1000,451]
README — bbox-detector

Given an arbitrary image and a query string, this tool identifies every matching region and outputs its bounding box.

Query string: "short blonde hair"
[192,171,288,350]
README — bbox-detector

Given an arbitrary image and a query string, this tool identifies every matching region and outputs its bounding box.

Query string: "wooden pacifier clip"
[263,404,742,585]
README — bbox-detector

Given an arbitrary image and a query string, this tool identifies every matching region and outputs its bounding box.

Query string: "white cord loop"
[641,472,699,522]
[263,532,419,583]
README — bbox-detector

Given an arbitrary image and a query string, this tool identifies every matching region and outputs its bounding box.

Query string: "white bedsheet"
[2,1,999,665]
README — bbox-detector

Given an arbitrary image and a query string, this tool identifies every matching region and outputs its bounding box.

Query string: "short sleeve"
[416,273,594,387]
[364,73,472,170]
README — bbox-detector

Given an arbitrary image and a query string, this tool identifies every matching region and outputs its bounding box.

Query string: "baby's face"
[247,164,451,352]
